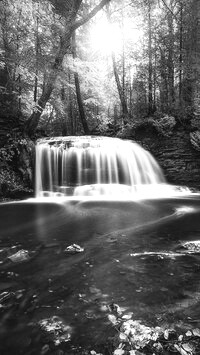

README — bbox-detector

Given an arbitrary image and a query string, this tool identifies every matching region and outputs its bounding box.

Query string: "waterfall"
[35,136,168,198]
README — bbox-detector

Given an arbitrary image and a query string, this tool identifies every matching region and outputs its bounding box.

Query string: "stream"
[1,195,200,354]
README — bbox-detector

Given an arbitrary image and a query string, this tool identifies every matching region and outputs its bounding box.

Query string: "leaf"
[113,350,124,355]
[41,344,50,355]
[122,312,133,320]
[182,343,193,353]
[84,97,98,105]
[174,344,187,355]
[119,332,127,341]
[164,329,169,340]
[192,328,200,337]
[108,303,122,314]
[108,314,117,325]
[185,331,192,337]
[153,342,163,352]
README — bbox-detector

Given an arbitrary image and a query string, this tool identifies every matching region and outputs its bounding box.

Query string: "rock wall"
[133,124,200,188]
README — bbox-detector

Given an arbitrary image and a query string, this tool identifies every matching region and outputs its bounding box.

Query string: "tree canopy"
[0,0,199,138]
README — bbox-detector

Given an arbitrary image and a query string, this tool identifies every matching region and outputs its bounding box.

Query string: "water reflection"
[1,196,200,353]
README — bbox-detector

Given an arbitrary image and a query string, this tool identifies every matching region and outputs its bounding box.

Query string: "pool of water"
[1,196,200,354]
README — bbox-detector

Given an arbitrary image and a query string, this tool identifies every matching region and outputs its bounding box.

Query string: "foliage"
[106,304,200,355]
[148,115,177,137]
[0,134,30,163]
[0,0,63,118]
[0,133,34,198]
[0,167,32,198]
[0,0,199,136]
[39,316,72,345]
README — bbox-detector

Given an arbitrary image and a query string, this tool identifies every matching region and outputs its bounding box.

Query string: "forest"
[2,3,200,355]
[0,0,200,197]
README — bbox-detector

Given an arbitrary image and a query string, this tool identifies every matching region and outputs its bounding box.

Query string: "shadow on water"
[1,195,200,353]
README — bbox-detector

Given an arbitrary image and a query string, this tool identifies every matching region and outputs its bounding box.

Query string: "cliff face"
[133,124,200,188]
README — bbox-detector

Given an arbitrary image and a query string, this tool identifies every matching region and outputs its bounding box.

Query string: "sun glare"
[90,19,121,55]
[90,18,143,55]
[89,16,143,56]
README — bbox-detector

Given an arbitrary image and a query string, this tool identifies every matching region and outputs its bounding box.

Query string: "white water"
[35,136,189,199]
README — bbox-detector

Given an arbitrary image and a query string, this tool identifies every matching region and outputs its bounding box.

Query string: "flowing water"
[1,137,200,354]
[35,136,166,198]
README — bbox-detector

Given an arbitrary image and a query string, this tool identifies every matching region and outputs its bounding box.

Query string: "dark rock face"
[133,124,200,188]
[0,138,35,200]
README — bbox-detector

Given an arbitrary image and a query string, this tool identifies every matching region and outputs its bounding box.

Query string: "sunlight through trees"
[0,0,199,137]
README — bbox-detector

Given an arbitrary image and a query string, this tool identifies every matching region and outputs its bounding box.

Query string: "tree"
[190,0,200,126]
[178,0,183,105]
[147,0,153,114]
[1,0,199,138]
[25,0,111,136]
[72,31,90,134]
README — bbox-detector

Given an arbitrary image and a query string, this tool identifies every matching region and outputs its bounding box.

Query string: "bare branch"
[160,0,178,21]
[73,0,111,31]
[111,1,132,15]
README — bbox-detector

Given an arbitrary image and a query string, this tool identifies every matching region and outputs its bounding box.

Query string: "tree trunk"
[106,2,128,122]
[25,0,110,136]
[167,5,175,110]
[159,48,168,112]
[112,52,128,120]
[25,26,73,136]
[74,74,90,134]
[148,0,153,115]
[34,4,39,103]
[191,0,200,124]
[179,1,183,105]
[68,71,76,135]
[72,32,90,134]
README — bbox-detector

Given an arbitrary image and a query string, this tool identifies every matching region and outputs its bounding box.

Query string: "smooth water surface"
[1,196,200,354]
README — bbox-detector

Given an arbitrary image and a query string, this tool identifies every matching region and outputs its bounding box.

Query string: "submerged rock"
[182,241,200,253]
[8,249,30,263]
[107,307,200,355]
[39,316,72,345]
[0,244,43,267]
[64,244,84,254]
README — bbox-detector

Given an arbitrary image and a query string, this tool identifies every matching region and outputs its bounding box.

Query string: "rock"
[8,249,30,263]
[190,131,200,151]
[182,241,200,253]
[130,123,200,188]
[64,244,84,254]
[148,115,176,137]
[39,316,72,345]
[0,291,15,307]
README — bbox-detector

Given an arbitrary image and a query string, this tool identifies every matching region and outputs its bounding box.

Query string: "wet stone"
[8,249,30,263]
[182,241,200,254]
[39,316,72,345]
[65,244,84,254]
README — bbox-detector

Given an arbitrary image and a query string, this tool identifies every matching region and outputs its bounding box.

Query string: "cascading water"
[35,136,169,198]
[1,136,199,355]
